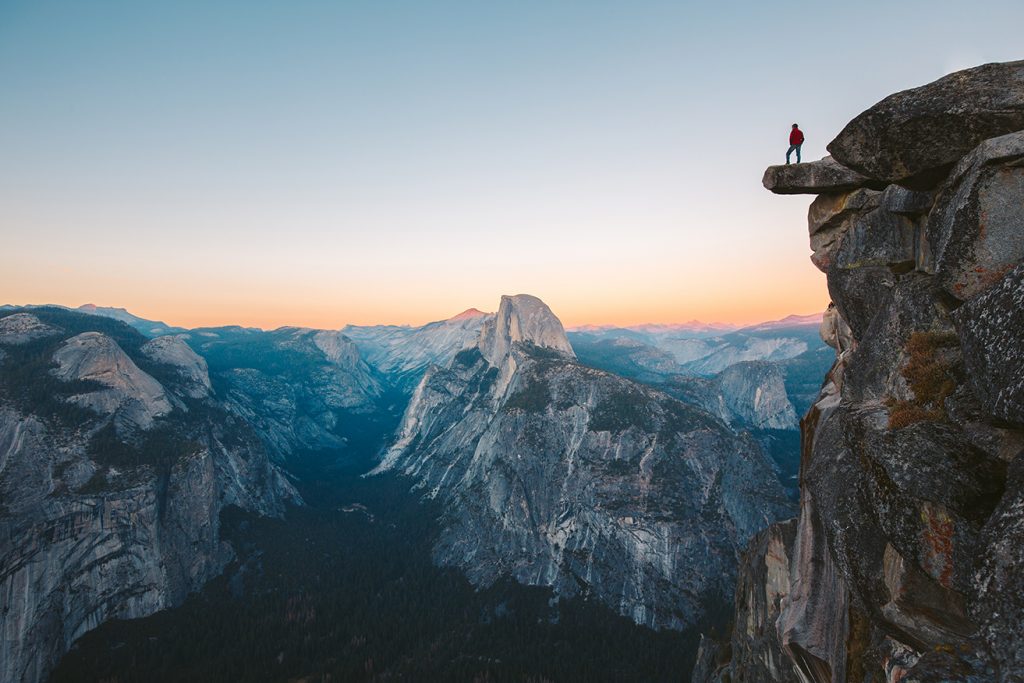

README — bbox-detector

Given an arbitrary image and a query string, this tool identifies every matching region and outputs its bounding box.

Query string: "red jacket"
[790,128,804,145]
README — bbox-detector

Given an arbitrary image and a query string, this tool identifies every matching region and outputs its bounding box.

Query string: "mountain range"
[0,296,821,682]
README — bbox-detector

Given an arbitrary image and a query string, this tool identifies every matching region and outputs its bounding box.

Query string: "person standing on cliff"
[786,123,804,164]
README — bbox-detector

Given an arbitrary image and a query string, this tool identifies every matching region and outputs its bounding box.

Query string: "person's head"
[792,123,799,129]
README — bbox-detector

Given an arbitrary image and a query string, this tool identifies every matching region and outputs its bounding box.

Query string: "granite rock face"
[0,308,297,683]
[729,519,802,683]
[141,335,212,399]
[186,326,384,458]
[927,131,1024,302]
[343,308,491,393]
[479,294,575,365]
[374,294,793,631]
[828,60,1024,189]
[673,361,799,431]
[953,263,1024,425]
[715,61,1024,683]
[762,156,883,195]
[691,635,729,683]
[51,331,173,429]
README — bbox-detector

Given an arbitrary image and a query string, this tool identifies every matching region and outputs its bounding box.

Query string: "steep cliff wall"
[706,60,1024,683]
[0,309,297,683]
[185,326,385,458]
[375,294,793,631]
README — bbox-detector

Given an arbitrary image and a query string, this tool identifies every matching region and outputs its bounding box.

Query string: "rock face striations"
[0,309,297,683]
[343,308,491,393]
[711,61,1024,682]
[672,361,800,431]
[374,294,793,631]
[184,325,385,458]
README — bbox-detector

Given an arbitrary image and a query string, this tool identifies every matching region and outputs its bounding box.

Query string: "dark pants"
[786,144,802,164]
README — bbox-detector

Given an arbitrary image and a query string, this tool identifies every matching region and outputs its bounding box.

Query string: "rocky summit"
[700,61,1024,683]
[373,293,793,631]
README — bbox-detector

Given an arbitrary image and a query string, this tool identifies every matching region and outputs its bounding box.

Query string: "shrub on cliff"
[887,331,959,429]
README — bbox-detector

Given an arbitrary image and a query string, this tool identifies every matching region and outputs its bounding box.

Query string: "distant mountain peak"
[743,312,824,331]
[479,294,574,365]
[77,303,127,314]
[449,308,488,321]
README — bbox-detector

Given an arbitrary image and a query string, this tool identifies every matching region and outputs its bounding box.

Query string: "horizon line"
[2,300,827,333]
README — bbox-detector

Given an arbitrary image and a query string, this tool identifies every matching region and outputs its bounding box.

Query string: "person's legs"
[786,144,796,164]
[796,144,802,163]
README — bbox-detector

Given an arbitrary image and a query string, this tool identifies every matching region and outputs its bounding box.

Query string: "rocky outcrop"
[691,635,729,683]
[141,335,212,399]
[374,294,793,631]
[0,312,61,345]
[0,308,297,683]
[723,61,1024,683]
[52,332,173,429]
[828,60,1024,189]
[762,157,884,195]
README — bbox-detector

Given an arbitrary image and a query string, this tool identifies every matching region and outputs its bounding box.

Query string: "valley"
[50,448,706,682]
[0,299,810,682]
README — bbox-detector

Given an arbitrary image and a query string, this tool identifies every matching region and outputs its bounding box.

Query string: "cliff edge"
[704,61,1024,683]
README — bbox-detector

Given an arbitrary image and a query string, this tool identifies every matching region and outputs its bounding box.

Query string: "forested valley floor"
[52,412,717,682]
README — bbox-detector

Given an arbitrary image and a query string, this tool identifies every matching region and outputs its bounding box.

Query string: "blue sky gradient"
[2,1,1022,327]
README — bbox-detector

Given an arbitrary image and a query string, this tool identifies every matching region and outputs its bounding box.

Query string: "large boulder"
[879,185,934,217]
[828,60,1024,189]
[836,275,941,405]
[762,156,882,195]
[926,131,1024,301]
[833,206,917,272]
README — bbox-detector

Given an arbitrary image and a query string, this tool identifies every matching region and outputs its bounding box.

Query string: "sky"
[1,1,1022,329]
